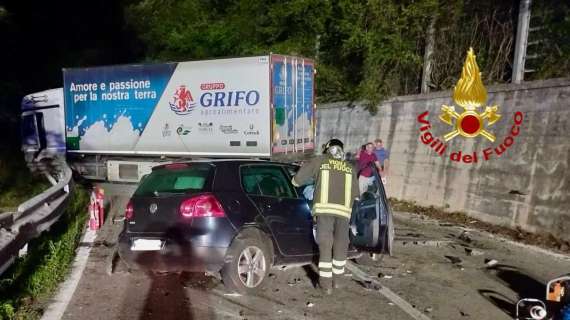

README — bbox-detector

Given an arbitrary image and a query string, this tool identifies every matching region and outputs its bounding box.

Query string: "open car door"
[349,166,394,255]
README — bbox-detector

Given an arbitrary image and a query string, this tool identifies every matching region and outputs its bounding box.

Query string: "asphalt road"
[49,184,569,320]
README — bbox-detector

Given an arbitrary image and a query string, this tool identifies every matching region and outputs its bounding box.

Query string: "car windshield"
[134,164,211,196]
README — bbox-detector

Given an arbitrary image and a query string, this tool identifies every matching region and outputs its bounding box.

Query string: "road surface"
[44,183,569,320]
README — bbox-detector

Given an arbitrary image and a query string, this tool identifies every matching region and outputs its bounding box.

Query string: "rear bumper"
[118,231,228,273]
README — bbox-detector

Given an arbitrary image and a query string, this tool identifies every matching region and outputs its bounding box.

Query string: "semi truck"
[21,55,316,182]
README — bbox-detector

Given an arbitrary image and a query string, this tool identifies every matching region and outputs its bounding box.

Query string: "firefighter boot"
[333,274,346,289]
[318,277,333,295]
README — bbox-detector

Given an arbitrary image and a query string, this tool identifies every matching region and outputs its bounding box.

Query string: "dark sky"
[0,0,140,149]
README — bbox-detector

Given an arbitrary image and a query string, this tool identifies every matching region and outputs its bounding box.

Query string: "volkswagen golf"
[118,159,393,294]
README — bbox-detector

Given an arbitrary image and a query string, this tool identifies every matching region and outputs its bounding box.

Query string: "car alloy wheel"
[237,246,266,288]
[221,229,272,294]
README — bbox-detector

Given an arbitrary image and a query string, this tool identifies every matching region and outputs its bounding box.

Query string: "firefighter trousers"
[315,215,350,280]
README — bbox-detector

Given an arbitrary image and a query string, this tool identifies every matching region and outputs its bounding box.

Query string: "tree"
[122,0,570,108]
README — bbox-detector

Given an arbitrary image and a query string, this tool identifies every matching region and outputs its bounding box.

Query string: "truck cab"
[21,88,66,169]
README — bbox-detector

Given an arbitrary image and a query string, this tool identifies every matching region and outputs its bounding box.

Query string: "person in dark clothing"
[292,139,359,295]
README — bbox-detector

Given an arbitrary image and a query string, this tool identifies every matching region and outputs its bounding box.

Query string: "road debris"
[358,280,382,291]
[485,259,498,267]
[458,231,473,243]
[425,307,433,313]
[464,248,484,256]
[445,255,462,265]
[401,239,453,247]
[287,277,303,286]
[392,199,570,255]
[306,302,314,308]
[460,310,470,317]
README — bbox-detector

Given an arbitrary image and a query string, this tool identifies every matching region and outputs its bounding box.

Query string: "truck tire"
[221,230,272,294]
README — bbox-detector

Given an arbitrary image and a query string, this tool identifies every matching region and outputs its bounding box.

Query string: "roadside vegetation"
[125,0,570,109]
[390,198,570,254]
[0,155,49,211]
[0,185,88,320]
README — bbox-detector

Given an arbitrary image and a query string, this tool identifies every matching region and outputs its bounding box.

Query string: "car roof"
[152,158,296,171]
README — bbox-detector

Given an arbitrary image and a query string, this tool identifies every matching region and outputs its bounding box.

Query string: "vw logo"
[149,203,158,214]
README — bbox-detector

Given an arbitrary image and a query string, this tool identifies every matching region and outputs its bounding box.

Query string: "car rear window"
[134,164,211,196]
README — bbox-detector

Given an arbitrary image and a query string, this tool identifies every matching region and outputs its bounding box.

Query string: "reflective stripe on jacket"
[292,155,359,219]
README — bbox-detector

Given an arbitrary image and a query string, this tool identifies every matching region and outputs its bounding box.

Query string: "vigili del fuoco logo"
[417,48,524,164]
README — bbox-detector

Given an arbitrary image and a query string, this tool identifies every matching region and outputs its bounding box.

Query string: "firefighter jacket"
[292,155,359,219]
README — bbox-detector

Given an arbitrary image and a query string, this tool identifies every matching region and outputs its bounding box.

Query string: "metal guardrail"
[0,165,73,275]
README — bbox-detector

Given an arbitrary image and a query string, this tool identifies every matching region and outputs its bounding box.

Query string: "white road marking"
[41,226,97,320]
[346,261,432,320]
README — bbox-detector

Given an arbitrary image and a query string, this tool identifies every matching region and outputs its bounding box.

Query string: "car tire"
[221,230,272,294]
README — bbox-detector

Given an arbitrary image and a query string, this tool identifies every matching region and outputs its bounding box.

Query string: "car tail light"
[125,201,134,220]
[179,194,225,218]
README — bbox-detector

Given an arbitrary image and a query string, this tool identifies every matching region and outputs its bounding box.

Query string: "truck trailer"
[21,55,316,182]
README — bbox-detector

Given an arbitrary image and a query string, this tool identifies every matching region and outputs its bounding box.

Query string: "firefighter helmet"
[323,138,345,159]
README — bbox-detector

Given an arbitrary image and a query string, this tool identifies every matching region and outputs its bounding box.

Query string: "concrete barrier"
[316,78,570,241]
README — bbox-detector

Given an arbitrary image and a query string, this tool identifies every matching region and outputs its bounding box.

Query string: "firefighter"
[292,138,359,294]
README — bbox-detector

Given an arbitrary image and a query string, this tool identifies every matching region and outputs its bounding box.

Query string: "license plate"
[131,239,163,251]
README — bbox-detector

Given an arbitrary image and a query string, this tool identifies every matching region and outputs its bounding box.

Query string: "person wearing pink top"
[357,142,382,194]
